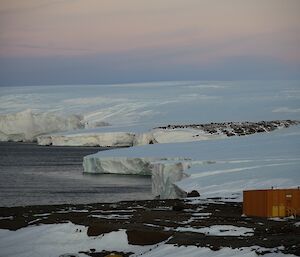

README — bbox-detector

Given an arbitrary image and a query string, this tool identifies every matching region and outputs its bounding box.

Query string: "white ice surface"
[83,126,300,200]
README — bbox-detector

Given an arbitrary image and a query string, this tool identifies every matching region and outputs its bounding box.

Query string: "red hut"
[243,188,300,217]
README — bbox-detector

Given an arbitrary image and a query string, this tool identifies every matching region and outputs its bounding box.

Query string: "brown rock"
[187,190,200,197]
[126,229,172,245]
[87,224,118,236]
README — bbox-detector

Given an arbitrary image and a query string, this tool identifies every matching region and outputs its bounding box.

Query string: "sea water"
[0,142,151,206]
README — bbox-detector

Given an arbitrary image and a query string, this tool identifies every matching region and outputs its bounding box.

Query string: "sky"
[0,0,300,85]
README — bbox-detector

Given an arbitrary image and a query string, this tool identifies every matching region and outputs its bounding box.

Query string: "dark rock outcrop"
[154,120,299,138]
[187,190,200,197]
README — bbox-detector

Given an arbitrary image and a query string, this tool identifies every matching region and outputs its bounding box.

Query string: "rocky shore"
[1,199,299,256]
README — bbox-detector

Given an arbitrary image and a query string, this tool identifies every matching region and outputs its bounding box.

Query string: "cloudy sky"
[0,0,300,85]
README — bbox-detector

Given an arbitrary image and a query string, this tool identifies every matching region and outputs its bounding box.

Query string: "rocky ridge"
[155,120,300,138]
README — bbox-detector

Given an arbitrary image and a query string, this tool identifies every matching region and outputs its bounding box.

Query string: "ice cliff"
[83,156,154,175]
[151,162,190,199]
[38,132,135,147]
[0,109,85,142]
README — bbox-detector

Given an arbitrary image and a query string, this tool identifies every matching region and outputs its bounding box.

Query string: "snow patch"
[177,225,254,236]
[0,216,13,220]
[167,225,254,236]
[139,244,293,257]
[89,214,132,219]
[0,223,137,257]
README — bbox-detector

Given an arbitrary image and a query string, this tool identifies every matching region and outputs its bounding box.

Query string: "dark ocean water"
[0,142,151,207]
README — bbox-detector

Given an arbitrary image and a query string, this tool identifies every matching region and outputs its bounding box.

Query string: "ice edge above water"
[83,125,300,200]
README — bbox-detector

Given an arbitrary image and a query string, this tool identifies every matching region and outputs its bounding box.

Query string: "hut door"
[272,190,279,217]
[285,193,294,216]
[271,190,285,217]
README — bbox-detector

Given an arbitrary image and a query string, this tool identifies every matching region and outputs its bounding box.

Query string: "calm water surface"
[0,142,151,207]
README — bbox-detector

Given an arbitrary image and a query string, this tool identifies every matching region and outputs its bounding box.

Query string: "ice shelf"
[83,125,300,200]
[37,120,299,147]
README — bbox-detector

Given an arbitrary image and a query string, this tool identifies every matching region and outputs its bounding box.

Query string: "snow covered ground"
[83,125,300,200]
